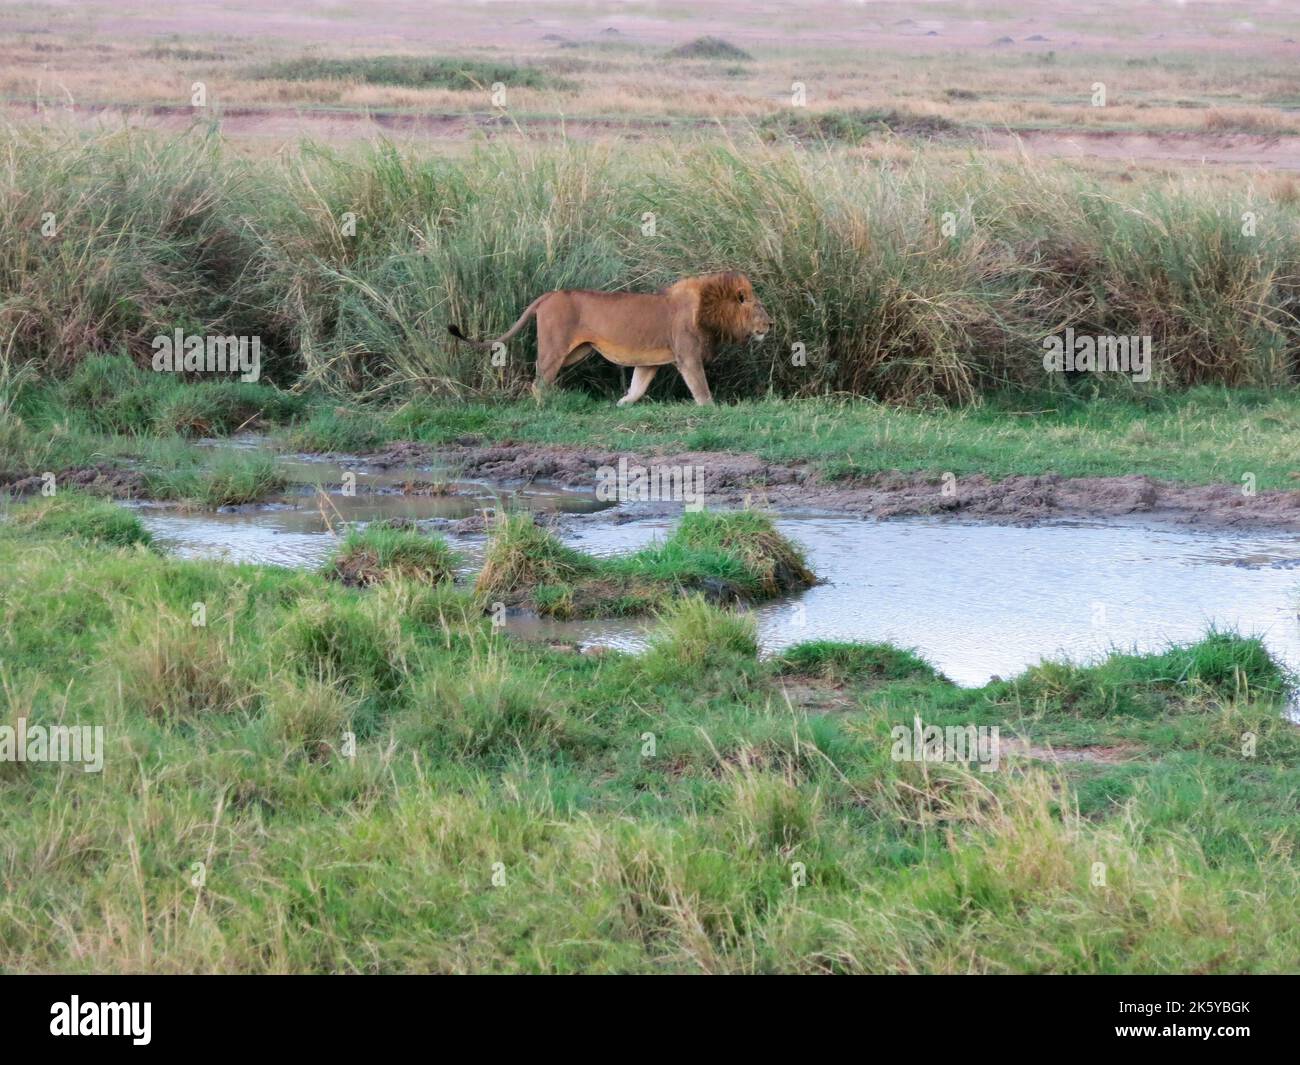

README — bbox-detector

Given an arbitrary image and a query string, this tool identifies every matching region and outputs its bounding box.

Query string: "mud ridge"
[404,441,1300,531]
[1,465,148,499]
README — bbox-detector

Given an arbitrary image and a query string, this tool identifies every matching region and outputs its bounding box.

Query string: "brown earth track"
[395,440,1300,531]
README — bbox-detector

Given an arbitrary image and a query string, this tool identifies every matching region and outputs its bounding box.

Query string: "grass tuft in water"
[475,509,813,618]
[145,452,286,508]
[325,523,459,587]
[474,513,599,604]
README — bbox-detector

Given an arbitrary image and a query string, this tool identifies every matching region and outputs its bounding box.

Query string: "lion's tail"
[448,293,550,350]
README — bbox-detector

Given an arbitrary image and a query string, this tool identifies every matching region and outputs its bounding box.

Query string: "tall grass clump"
[0,128,299,381]
[1002,630,1290,718]
[56,355,304,436]
[630,144,1043,403]
[109,604,261,720]
[292,141,630,396]
[660,509,813,595]
[989,172,1300,388]
[473,512,597,603]
[635,146,1300,398]
[4,127,1299,404]
[616,509,814,599]
[145,451,286,508]
[401,654,571,758]
[472,508,813,618]
[277,596,407,694]
[642,595,759,671]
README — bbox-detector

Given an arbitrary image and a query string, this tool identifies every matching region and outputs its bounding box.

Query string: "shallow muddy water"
[132,449,1300,690]
[134,449,610,569]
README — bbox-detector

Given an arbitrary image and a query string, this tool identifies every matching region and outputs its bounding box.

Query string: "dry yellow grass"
[3,9,1298,144]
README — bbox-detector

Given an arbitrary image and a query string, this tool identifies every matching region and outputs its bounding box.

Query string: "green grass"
[760,107,961,143]
[0,508,1296,972]
[1002,629,1291,719]
[282,405,388,453]
[57,356,304,437]
[249,56,573,91]
[10,382,1298,507]
[650,509,814,595]
[0,355,306,494]
[773,640,943,684]
[640,594,760,680]
[371,388,1300,492]
[474,509,814,618]
[7,373,1300,506]
[4,490,152,547]
[473,512,599,601]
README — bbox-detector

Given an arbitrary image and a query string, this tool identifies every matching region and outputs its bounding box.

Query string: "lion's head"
[695,272,772,344]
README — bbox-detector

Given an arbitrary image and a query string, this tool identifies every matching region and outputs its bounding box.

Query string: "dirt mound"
[665,36,753,61]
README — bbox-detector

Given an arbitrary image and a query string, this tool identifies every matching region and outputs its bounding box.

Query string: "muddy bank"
[10,440,1300,533]
[1,464,147,499]
[393,440,1300,532]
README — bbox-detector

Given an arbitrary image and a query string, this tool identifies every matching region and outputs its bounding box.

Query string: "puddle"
[134,448,610,569]
[503,514,1300,690]
[130,446,1300,697]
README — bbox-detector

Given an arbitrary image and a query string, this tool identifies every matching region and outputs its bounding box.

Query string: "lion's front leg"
[617,365,659,407]
[673,351,713,406]
[667,295,716,405]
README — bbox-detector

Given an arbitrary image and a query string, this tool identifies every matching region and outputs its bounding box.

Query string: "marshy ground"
[4,384,1300,972]
[3,481,1299,972]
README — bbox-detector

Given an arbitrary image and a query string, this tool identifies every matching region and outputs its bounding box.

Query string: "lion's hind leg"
[533,340,595,399]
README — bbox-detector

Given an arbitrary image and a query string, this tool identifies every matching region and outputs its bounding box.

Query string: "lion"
[448,272,772,406]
